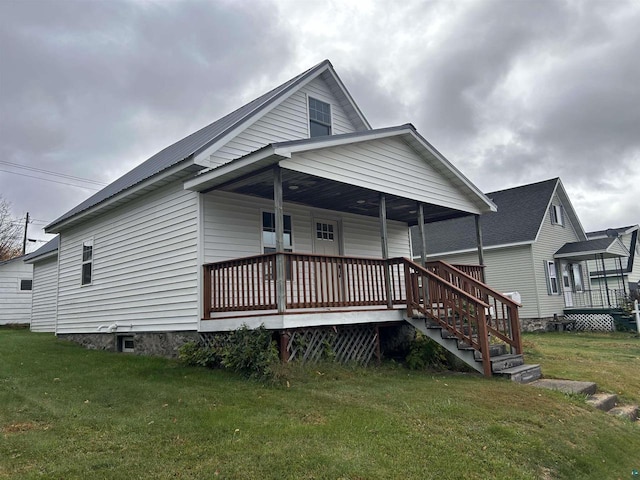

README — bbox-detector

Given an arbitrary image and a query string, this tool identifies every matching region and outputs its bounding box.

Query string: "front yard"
[1,328,639,479]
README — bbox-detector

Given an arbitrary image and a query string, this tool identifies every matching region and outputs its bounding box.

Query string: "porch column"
[379,193,393,308]
[600,253,611,306]
[417,202,427,267]
[617,257,627,296]
[475,215,486,282]
[273,165,286,313]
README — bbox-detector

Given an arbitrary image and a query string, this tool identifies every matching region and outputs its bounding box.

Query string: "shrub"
[405,332,449,370]
[178,325,280,382]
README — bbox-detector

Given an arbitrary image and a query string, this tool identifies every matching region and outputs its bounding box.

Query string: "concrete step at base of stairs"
[586,392,618,412]
[528,379,597,396]
[608,405,638,422]
[494,363,542,383]
[490,354,524,373]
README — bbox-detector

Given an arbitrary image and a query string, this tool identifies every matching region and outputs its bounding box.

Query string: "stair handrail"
[401,258,493,376]
[426,260,522,354]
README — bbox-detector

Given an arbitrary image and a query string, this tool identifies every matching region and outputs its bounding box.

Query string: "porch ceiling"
[214,168,471,225]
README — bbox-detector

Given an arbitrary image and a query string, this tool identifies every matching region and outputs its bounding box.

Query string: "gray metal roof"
[48,60,366,231]
[23,236,59,263]
[412,178,559,255]
[0,254,29,266]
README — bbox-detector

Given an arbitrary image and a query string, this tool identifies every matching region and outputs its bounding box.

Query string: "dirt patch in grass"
[2,421,50,434]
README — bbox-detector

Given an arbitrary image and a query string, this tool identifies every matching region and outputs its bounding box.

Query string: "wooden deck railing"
[426,260,522,355]
[203,254,522,376]
[203,253,407,315]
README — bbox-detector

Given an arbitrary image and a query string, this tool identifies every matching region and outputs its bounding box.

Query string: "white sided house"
[412,178,630,331]
[43,60,530,377]
[0,255,33,325]
[23,237,59,333]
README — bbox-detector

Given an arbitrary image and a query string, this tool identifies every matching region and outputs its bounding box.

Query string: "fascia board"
[324,68,371,130]
[532,179,559,244]
[407,130,497,213]
[184,147,283,191]
[46,158,196,233]
[426,240,533,257]
[193,65,333,166]
[272,127,412,156]
[24,250,58,264]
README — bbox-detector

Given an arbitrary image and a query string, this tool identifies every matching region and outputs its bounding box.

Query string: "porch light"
[288,185,299,190]
[409,209,417,214]
[356,200,366,204]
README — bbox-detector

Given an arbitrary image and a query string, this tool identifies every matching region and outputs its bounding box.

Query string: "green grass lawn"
[1,328,639,479]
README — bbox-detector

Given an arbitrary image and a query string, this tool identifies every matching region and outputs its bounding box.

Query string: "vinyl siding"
[56,182,199,334]
[0,259,32,324]
[531,194,584,317]
[279,137,480,213]
[202,191,409,263]
[208,77,358,167]
[30,256,58,332]
[427,246,539,319]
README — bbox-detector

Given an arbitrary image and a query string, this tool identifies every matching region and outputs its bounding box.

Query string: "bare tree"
[0,196,23,261]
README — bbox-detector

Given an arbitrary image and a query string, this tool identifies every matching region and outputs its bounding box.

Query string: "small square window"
[118,336,135,353]
[20,279,32,291]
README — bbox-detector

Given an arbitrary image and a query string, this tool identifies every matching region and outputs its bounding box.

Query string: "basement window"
[118,336,135,353]
[308,97,332,137]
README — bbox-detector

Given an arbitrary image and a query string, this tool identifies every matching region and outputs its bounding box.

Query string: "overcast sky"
[1,0,638,251]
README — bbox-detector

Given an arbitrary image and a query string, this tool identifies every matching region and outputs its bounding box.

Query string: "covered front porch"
[184,127,525,375]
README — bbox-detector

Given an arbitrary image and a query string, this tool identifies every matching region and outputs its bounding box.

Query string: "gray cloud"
[0,0,638,243]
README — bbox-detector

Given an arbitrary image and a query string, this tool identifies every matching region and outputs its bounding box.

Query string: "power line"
[0,169,102,191]
[0,160,107,186]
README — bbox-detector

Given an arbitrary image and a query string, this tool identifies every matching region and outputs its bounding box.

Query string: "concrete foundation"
[57,331,199,358]
[520,316,560,333]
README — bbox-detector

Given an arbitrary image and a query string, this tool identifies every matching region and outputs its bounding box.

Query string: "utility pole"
[22,212,29,255]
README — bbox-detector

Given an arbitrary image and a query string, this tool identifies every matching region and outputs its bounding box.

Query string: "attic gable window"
[550,204,564,226]
[309,97,332,137]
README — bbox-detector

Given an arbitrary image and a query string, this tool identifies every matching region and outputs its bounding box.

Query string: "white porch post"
[379,193,393,308]
[273,166,286,313]
[417,203,427,267]
[475,214,485,282]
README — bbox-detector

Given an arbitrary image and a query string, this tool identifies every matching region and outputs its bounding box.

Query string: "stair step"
[608,404,638,421]
[490,354,524,372]
[495,364,542,383]
[473,343,507,361]
[528,379,597,396]
[586,393,618,412]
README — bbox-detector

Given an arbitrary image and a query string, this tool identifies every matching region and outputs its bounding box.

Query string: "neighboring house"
[0,255,33,325]
[37,60,526,376]
[586,225,640,296]
[411,178,630,330]
[23,236,59,332]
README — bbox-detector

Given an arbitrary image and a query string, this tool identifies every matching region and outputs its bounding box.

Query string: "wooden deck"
[202,253,520,376]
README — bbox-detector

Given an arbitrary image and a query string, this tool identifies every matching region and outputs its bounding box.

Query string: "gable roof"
[554,237,630,261]
[0,254,29,267]
[413,178,566,255]
[184,124,497,219]
[586,225,639,239]
[23,236,59,264]
[46,60,370,233]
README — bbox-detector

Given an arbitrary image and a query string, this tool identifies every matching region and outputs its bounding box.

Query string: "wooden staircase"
[402,259,541,382]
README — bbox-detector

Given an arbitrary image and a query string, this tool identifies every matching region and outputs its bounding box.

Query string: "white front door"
[313,219,340,255]
[313,219,342,303]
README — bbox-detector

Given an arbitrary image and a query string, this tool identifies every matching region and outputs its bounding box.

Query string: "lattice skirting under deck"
[565,313,614,332]
[285,325,379,365]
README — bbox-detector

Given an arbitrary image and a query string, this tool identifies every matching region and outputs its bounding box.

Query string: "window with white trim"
[262,212,292,253]
[81,239,93,285]
[550,204,564,226]
[546,261,559,295]
[308,97,331,137]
